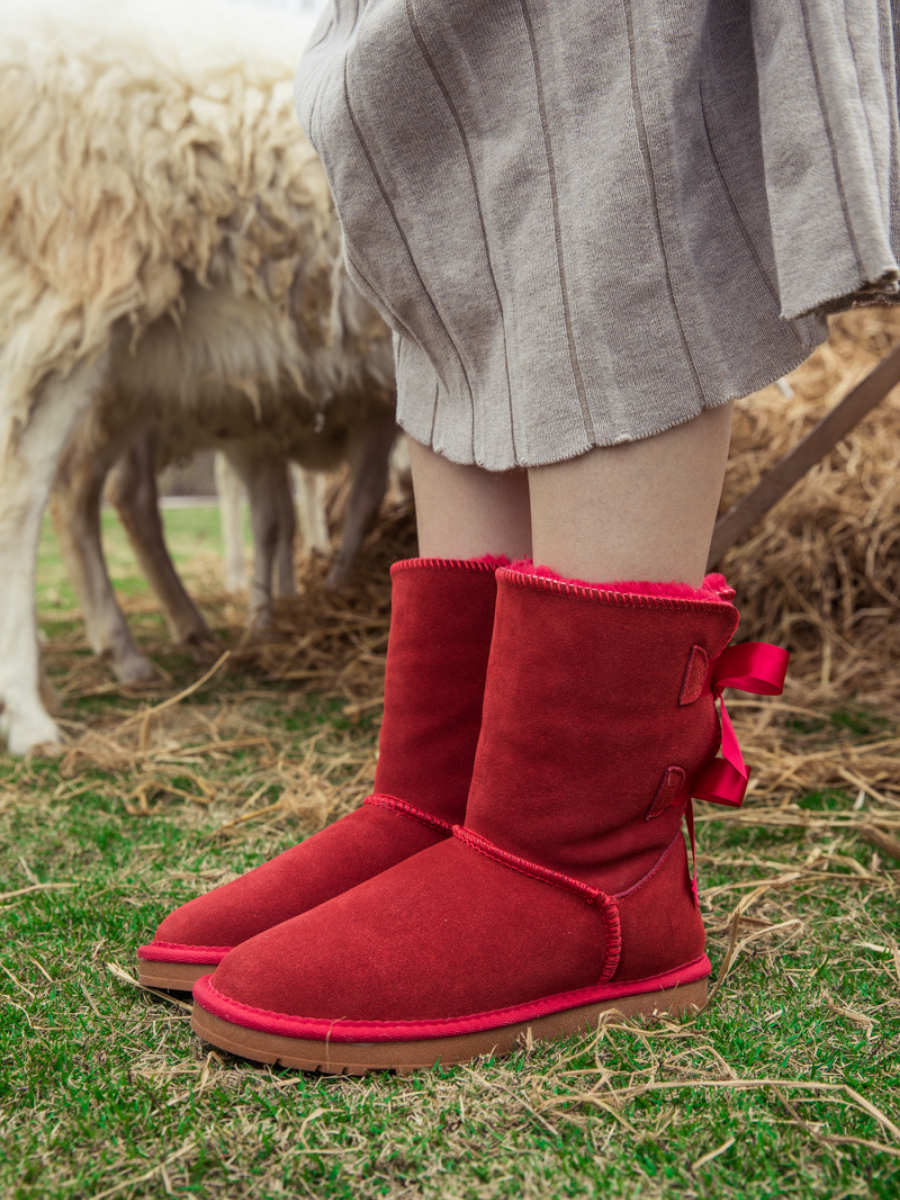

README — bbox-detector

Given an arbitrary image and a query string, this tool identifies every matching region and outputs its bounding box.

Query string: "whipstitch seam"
[454,826,601,904]
[391,558,499,575]
[145,942,232,953]
[365,794,454,834]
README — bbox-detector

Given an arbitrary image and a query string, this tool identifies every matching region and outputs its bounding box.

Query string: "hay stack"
[722,309,900,713]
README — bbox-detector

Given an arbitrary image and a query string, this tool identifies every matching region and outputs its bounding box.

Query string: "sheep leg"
[224,447,294,627]
[217,450,294,600]
[273,463,297,598]
[215,451,247,592]
[292,464,329,558]
[50,415,157,685]
[326,409,397,588]
[0,355,107,754]
[106,434,215,648]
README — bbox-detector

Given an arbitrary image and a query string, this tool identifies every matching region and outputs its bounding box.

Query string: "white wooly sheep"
[0,0,396,755]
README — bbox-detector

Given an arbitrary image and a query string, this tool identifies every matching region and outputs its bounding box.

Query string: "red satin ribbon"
[691,642,789,808]
[685,640,789,904]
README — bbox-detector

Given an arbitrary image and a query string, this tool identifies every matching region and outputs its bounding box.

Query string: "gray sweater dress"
[295,1,900,471]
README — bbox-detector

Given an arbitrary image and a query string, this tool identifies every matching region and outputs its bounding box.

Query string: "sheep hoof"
[113,654,156,685]
[246,607,274,632]
[24,739,65,760]
[185,638,223,665]
[324,562,350,590]
[1,712,64,758]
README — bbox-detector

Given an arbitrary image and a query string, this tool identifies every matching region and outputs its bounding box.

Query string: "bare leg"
[407,437,532,561]
[529,404,734,586]
[408,405,732,583]
[107,435,214,646]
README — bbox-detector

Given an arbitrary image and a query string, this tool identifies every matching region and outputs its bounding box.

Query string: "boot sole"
[191,978,707,1074]
[138,960,215,992]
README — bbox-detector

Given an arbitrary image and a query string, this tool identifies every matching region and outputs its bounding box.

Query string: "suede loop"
[646,767,688,821]
[679,646,710,705]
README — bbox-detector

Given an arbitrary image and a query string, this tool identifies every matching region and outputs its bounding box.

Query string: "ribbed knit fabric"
[295,1,900,470]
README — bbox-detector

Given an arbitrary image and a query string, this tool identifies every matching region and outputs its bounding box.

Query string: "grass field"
[2,506,900,1199]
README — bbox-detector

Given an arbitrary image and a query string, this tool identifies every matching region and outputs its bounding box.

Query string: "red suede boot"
[137,556,504,990]
[191,564,787,1070]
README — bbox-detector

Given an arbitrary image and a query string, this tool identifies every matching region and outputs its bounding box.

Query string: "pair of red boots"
[138,557,787,1073]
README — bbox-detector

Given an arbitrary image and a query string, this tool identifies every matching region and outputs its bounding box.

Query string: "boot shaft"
[466,566,740,893]
[373,556,502,825]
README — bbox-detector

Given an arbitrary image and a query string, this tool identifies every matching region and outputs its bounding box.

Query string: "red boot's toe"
[137,803,445,990]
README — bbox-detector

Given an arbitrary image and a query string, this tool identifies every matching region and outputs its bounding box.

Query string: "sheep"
[0,0,397,754]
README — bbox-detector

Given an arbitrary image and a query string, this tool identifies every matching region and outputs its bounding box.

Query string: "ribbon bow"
[684,641,789,903]
[690,642,789,808]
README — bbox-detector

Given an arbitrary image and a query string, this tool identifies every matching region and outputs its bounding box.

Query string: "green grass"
[2,509,899,1198]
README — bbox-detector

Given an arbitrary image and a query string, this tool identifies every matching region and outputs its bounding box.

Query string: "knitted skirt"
[295,1,900,470]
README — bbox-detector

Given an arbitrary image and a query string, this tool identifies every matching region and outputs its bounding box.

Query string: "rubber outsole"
[190,978,707,1074]
[138,960,216,992]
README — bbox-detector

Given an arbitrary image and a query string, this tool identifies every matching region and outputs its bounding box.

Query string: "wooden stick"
[859,824,900,861]
[709,342,900,568]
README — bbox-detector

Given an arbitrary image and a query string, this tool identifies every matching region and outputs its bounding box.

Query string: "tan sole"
[191,978,707,1074]
[137,960,216,992]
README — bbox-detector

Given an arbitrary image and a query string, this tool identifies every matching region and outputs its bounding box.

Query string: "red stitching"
[454,826,601,903]
[364,794,454,834]
[141,941,233,953]
[614,833,683,901]
[390,557,500,575]
[596,899,622,984]
[137,941,232,961]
